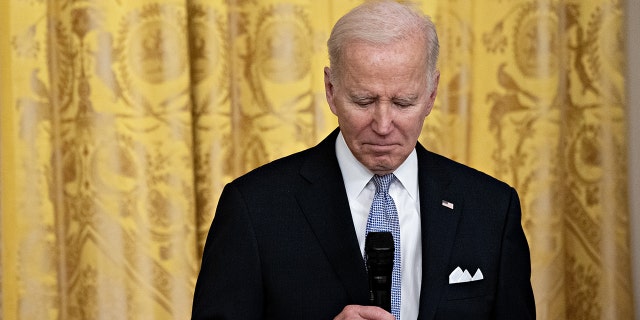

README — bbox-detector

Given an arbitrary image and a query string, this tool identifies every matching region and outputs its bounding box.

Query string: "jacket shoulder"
[418,147,514,196]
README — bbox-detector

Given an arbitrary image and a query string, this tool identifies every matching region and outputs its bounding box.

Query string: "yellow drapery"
[0,0,633,319]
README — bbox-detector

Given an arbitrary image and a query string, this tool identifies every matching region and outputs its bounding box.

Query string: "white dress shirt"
[335,132,422,320]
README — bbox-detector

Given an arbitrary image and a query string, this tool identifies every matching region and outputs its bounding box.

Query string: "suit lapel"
[295,130,370,305]
[416,145,463,319]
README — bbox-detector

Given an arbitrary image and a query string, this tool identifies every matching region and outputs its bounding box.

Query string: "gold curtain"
[0,0,633,319]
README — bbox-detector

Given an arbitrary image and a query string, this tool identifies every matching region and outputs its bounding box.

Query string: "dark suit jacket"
[192,129,535,319]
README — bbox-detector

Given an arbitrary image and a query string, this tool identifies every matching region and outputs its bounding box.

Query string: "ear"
[324,66,338,115]
[424,70,440,116]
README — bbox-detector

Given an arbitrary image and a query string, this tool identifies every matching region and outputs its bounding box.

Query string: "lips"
[364,143,398,153]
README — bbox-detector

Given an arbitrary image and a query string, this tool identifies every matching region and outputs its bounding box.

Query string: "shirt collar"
[335,131,419,201]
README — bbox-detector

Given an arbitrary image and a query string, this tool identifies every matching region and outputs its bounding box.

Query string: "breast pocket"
[444,277,492,300]
[436,279,495,319]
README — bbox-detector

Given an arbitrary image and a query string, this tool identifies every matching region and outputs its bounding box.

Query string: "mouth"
[363,143,399,153]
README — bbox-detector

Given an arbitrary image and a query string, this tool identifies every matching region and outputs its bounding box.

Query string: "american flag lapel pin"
[441,200,454,210]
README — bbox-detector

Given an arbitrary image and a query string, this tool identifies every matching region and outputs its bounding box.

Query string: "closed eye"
[393,96,418,108]
[351,97,376,107]
[393,101,416,108]
[394,102,413,108]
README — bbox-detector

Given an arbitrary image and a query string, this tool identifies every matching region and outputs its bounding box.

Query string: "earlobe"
[425,71,440,116]
[430,71,440,100]
[324,67,338,115]
[324,67,333,95]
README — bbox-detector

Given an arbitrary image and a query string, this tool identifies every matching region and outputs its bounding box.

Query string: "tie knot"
[372,174,394,194]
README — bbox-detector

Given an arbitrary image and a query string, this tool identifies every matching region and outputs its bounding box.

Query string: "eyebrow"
[391,94,419,104]
[350,93,376,102]
[350,93,419,101]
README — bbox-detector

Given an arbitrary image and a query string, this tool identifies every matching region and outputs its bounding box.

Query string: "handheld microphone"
[365,231,394,312]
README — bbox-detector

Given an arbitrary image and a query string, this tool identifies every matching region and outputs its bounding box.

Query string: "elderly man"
[192,1,535,319]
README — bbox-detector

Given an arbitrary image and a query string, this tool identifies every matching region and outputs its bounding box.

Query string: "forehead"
[337,39,429,97]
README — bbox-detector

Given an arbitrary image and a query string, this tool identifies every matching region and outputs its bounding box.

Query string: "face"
[324,36,439,175]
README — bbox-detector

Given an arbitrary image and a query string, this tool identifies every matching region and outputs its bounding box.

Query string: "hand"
[333,305,395,320]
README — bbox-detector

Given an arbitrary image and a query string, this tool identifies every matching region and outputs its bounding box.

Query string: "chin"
[365,162,397,175]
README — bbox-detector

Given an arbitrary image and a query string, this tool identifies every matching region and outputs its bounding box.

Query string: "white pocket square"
[449,266,484,284]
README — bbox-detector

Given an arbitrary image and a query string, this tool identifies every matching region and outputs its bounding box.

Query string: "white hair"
[327,0,439,82]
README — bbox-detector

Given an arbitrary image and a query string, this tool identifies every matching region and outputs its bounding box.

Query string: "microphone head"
[365,232,394,253]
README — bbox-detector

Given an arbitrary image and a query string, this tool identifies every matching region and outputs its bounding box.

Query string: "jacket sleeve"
[191,183,264,320]
[493,187,536,318]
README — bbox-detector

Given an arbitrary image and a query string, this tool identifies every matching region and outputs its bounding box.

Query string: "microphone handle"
[365,232,394,312]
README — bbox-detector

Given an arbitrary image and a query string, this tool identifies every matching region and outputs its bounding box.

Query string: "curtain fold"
[0,0,633,319]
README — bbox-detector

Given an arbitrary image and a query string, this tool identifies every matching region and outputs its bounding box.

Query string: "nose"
[371,103,394,135]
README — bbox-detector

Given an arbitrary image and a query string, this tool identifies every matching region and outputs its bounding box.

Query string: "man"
[192,1,535,319]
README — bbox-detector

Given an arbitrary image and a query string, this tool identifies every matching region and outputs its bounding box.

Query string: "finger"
[334,305,395,320]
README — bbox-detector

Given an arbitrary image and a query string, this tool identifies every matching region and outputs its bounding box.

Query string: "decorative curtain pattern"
[0,0,632,319]
[422,1,632,318]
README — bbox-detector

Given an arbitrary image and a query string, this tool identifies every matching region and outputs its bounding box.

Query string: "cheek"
[350,119,374,138]
[397,113,427,137]
[412,118,427,136]
[336,107,369,130]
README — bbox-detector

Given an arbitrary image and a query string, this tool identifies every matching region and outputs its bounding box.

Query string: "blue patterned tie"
[365,174,401,319]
